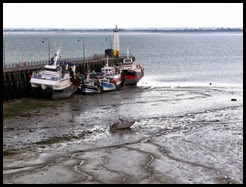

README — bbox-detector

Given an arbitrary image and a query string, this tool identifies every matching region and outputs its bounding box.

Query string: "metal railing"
[3,52,135,70]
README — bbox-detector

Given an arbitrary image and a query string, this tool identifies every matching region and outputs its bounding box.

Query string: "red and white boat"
[121,52,144,86]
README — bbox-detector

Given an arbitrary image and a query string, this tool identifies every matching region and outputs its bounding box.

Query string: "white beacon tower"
[113,25,120,57]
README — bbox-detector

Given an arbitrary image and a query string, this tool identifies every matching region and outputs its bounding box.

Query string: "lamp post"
[3,40,5,69]
[105,37,112,49]
[78,37,85,61]
[42,38,50,63]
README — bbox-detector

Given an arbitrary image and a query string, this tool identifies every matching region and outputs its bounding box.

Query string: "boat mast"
[113,25,120,57]
[86,70,90,80]
[106,55,109,67]
[53,49,60,66]
[72,65,76,75]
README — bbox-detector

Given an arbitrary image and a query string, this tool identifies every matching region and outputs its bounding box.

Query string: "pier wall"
[3,56,125,100]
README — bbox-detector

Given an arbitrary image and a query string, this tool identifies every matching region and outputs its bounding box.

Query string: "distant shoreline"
[3,28,243,33]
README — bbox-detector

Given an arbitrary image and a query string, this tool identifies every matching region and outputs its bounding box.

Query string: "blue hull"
[81,85,101,94]
[101,82,116,91]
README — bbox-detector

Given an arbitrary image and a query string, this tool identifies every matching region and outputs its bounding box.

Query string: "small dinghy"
[109,118,135,130]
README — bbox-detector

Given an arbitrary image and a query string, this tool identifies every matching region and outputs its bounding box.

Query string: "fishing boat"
[109,118,135,130]
[80,72,102,94]
[99,77,116,91]
[101,55,122,88]
[30,49,78,99]
[121,51,144,86]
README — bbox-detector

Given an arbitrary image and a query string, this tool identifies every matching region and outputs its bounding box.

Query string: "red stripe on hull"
[125,75,139,80]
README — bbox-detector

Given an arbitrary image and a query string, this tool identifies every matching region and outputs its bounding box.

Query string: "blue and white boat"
[100,77,116,91]
[30,49,77,99]
[80,72,102,94]
[100,55,122,88]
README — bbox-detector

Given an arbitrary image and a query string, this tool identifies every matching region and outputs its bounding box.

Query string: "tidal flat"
[3,86,243,184]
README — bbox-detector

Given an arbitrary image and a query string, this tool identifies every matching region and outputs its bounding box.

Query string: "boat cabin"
[44,65,61,72]
[101,66,115,75]
[100,78,110,83]
[123,58,133,66]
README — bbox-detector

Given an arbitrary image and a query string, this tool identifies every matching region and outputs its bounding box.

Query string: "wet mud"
[3,86,243,184]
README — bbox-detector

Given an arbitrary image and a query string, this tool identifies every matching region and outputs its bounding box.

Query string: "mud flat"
[3,86,243,184]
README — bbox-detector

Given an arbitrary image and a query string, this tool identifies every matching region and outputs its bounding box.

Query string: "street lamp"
[78,37,85,61]
[42,38,50,63]
[105,37,112,49]
[3,40,5,69]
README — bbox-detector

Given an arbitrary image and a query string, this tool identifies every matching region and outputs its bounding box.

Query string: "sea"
[3,31,243,87]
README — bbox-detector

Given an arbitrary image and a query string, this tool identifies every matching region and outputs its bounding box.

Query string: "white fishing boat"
[109,118,135,130]
[30,49,77,99]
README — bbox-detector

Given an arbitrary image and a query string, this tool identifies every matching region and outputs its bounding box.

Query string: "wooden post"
[3,73,7,100]
[18,70,23,98]
[13,70,19,99]
[8,71,14,99]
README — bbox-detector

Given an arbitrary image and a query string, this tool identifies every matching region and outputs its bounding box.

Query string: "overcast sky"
[3,3,243,29]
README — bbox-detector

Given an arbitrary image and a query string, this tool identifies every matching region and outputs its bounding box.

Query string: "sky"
[3,3,243,29]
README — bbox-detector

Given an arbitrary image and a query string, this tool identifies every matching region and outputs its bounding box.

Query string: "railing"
[3,60,49,70]
[3,52,134,70]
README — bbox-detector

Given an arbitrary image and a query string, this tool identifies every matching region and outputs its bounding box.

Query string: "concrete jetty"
[3,54,131,100]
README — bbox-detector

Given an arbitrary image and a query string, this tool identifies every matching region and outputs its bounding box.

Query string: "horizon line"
[3,26,243,30]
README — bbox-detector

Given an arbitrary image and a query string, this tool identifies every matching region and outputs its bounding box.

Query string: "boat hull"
[31,86,53,98]
[31,85,77,99]
[101,82,116,91]
[80,85,102,94]
[122,70,144,85]
[105,74,122,87]
[52,86,77,100]
[109,120,135,130]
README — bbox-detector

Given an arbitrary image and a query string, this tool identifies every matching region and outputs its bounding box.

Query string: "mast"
[53,49,60,66]
[113,25,120,57]
[106,55,109,67]
[72,65,76,75]
[86,70,90,80]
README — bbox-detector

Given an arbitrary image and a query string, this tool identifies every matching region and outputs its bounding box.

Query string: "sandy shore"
[3,86,243,184]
